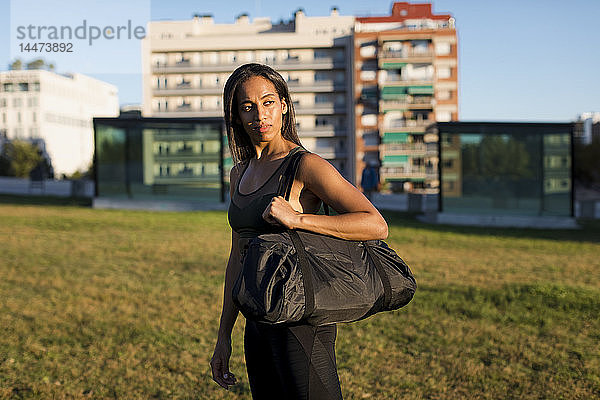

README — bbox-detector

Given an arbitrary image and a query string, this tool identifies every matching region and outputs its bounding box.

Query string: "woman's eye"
[264,100,274,106]
[242,105,252,112]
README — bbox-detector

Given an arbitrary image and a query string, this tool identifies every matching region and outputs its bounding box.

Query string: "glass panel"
[94,120,223,202]
[440,128,572,216]
[542,133,571,216]
[95,125,127,197]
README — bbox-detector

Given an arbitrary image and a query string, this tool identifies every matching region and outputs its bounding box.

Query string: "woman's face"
[235,76,288,145]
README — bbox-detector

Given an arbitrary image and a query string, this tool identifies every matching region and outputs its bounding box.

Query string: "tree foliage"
[0,140,43,178]
[9,58,55,71]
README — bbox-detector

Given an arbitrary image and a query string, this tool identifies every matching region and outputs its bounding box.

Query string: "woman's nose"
[255,105,266,121]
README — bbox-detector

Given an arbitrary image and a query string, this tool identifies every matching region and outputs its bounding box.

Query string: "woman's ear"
[281,98,288,115]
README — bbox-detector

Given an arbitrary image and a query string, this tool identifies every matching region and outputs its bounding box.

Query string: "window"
[315,71,329,81]
[0,98,6,107]
[13,98,21,107]
[436,111,452,122]
[437,67,452,79]
[359,46,376,58]
[361,114,377,126]
[315,94,329,104]
[32,82,40,91]
[435,42,451,55]
[19,83,29,91]
[314,49,329,59]
[3,83,14,92]
[315,117,331,126]
[32,112,36,122]
[437,90,451,100]
[360,70,376,81]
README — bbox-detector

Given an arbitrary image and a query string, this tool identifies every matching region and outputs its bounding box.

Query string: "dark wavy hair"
[223,63,301,164]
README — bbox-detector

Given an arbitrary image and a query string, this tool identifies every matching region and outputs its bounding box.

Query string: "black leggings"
[244,319,343,400]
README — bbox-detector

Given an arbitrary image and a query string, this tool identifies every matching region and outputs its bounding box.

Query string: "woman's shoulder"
[296,151,343,184]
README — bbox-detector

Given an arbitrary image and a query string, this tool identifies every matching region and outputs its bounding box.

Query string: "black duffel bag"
[232,150,417,326]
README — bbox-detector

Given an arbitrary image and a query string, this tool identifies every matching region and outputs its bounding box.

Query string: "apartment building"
[354,2,458,193]
[141,8,356,181]
[0,69,119,175]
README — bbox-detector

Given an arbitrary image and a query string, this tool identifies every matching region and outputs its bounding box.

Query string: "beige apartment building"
[354,2,458,193]
[141,9,356,181]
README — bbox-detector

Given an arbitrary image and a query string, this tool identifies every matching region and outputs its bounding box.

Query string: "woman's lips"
[253,125,271,133]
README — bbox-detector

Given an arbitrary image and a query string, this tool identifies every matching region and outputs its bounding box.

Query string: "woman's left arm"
[263,153,388,241]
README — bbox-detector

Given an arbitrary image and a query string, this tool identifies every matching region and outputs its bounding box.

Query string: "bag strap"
[277,149,330,216]
[280,148,392,314]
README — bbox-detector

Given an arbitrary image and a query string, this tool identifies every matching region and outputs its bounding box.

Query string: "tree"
[0,140,43,178]
[9,58,55,71]
[9,59,22,70]
[26,59,46,70]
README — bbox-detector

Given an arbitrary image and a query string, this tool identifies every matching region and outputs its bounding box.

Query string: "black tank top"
[228,146,305,252]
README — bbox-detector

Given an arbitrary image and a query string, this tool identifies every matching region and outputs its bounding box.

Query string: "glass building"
[93,115,226,206]
[428,122,574,217]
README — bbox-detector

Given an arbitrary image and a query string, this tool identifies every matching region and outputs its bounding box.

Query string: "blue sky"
[1,0,599,121]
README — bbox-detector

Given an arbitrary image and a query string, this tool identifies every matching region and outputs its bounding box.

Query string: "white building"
[0,69,119,176]
[141,8,357,181]
[577,112,600,145]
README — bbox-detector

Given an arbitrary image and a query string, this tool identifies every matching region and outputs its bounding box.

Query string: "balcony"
[297,126,346,137]
[379,49,434,61]
[154,152,220,162]
[382,143,427,155]
[426,167,438,180]
[151,57,347,74]
[176,103,192,111]
[154,85,224,96]
[294,102,347,115]
[380,97,434,112]
[380,76,434,85]
[380,166,427,180]
[287,80,346,93]
[153,108,222,118]
[383,119,436,131]
[311,147,347,160]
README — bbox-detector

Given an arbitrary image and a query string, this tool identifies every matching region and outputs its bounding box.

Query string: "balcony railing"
[384,119,436,129]
[380,166,427,176]
[155,80,345,95]
[381,77,434,84]
[380,49,434,59]
[380,97,434,110]
[294,103,347,115]
[152,57,346,73]
[383,143,427,152]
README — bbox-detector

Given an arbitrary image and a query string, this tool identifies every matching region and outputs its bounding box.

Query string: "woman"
[210,63,388,399]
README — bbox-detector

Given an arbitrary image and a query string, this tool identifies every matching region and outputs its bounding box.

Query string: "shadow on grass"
[0,194,92,207]
[380,210,600,244]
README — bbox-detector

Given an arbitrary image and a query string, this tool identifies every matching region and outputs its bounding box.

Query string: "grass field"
[1,200,599,399]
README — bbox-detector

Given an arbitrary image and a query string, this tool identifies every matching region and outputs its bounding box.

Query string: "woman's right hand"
[210,336,237,390]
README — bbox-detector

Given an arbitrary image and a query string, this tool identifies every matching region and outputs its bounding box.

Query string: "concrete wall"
[2,177,599,220]
[0,177,94,198]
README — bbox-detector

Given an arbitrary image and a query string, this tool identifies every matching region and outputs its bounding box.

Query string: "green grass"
[0,203,599,399]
